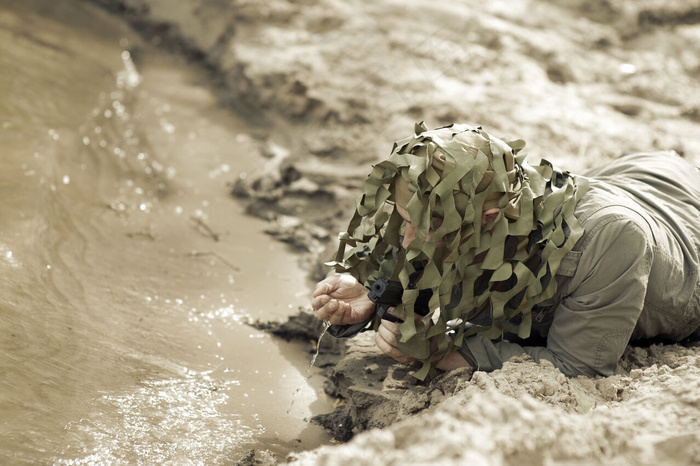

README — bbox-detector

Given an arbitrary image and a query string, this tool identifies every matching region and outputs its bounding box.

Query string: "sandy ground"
[90,1,700,464]
[292,333,700,465]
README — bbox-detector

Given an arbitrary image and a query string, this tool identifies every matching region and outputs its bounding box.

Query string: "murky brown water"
[0,1,332,463]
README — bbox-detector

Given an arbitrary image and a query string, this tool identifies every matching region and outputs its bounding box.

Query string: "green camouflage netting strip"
[327,123,589,380]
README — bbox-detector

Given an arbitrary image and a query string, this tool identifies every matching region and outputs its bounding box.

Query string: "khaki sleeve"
[459,216,652,377]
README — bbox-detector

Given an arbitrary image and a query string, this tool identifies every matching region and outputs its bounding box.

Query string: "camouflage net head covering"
[328,122,589,379]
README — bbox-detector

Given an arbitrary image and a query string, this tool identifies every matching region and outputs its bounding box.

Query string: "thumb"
[386,305,423,324]
[312,276,339,297]
[312,281,329,298]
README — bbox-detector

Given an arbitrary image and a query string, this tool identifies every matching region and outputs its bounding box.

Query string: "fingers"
[311,294,330,312]
[378,320,401,335]
[311,276,341,319]
[313,297,352,325]
[313,274,362,299]
[312,278,335,298]
[315,297,338,321]
[375,321,415,364]
[312,274,372,325]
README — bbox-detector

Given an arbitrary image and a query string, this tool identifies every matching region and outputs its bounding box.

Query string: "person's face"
[396,203,498,255]
[396,204,444,250]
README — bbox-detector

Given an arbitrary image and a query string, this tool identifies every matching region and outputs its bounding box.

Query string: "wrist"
[435,350,470,371]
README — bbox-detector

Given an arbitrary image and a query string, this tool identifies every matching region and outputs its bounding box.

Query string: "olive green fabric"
[458,151,700,377]
[327,123,589,380]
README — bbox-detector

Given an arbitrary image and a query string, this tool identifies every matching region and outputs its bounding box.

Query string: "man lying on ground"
[311,122,700,379]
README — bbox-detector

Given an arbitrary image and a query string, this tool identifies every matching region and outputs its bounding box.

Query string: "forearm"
[458,335,595,377]
[435,349,470,371]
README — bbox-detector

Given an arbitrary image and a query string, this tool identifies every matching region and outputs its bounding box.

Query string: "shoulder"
[556,189,653,293]
[565,212,653,300]
[573,184,653,252]
[582,151,696,179]
[555,185,653,279]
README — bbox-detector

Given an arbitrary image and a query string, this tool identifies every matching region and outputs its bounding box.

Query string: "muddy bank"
[293,343,700,465]
[88,0,700,464]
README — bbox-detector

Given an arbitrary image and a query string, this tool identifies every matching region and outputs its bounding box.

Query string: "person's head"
[388,123,526,254]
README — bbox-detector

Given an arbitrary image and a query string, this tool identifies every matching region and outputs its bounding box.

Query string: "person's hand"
[375,318,417,364]
[375,310,471,370]
[311,274,375,325]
